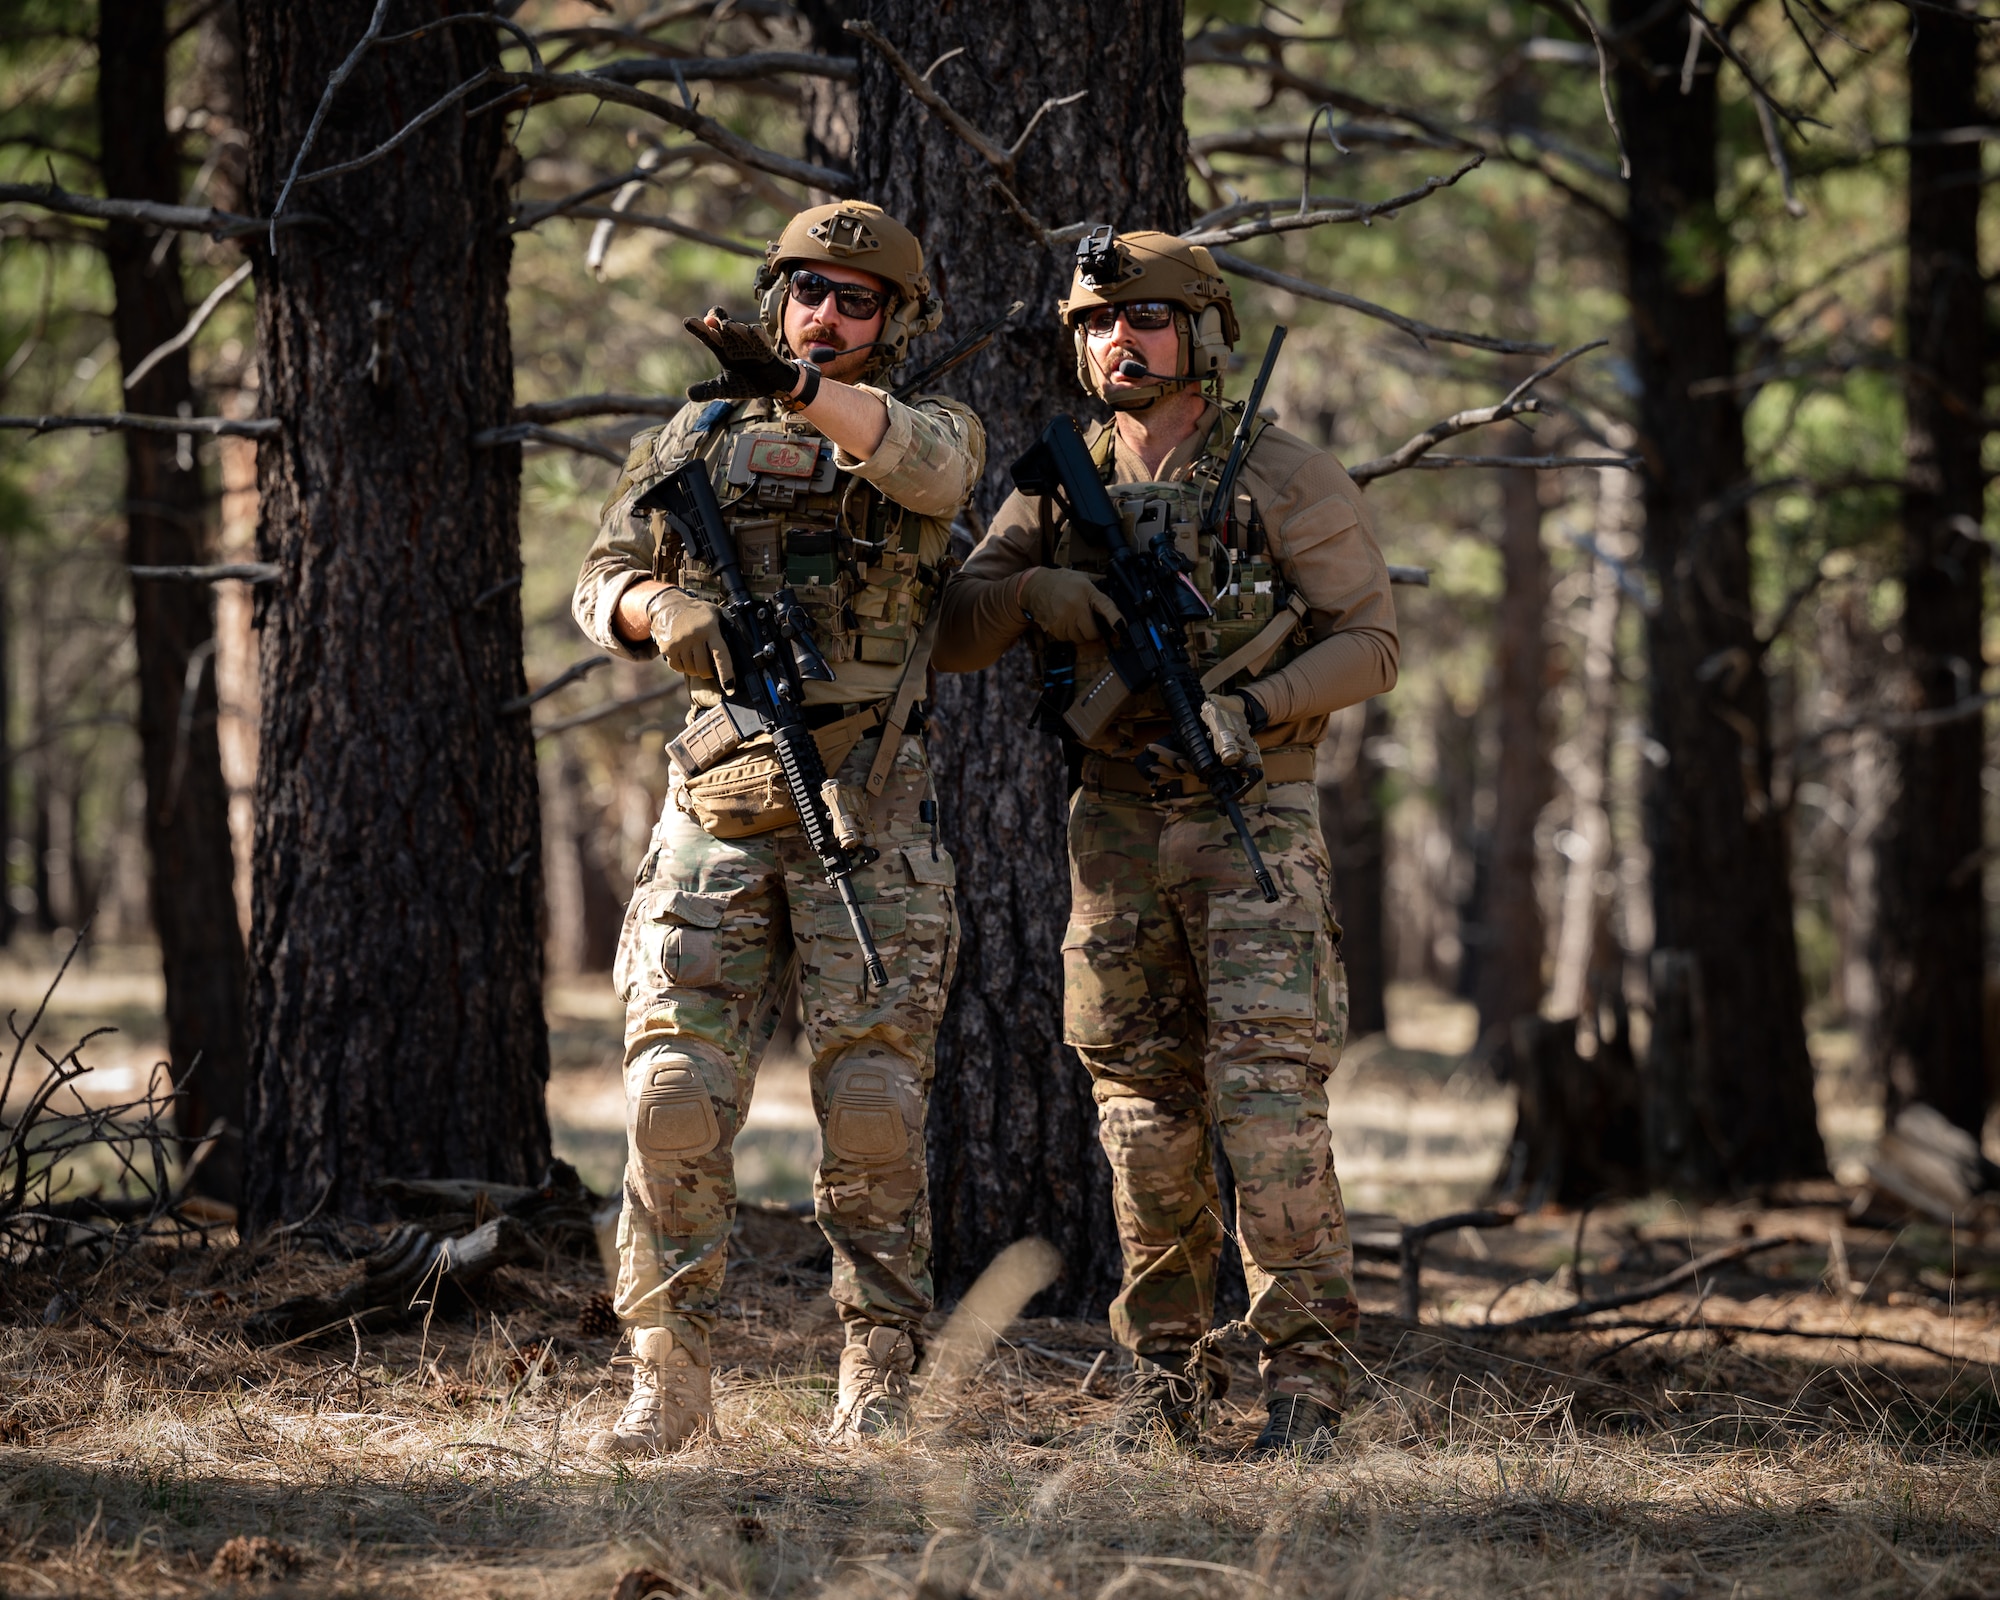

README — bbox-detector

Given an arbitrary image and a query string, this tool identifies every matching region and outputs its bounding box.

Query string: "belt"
[1084,744,1317,799]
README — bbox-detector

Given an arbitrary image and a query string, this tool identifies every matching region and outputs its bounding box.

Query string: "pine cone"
[577,1293,618,1340]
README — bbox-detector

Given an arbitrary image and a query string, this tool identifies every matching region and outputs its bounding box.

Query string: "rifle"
[633,464,889,986]
[1011,411,1282,905]
[1201,325,1286,546]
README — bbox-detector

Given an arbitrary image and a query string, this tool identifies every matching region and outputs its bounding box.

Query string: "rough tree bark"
[1611,1,1825,1186]
[1317,700,1388,1036]
[836,0,1188,1313]
[1474,464,1550,1045]
[98,0,252,1203]
[1875,2,1988,1138]
[238,2,550,1227]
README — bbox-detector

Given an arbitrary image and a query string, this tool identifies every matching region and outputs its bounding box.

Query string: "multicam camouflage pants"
[1062,777,1358,1407]
[611,730,959,1367]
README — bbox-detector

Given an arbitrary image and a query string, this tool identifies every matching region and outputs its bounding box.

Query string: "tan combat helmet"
[1057,227,1241,409]
[754,201,942,378]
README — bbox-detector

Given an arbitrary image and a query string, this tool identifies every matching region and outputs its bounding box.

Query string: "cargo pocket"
[1207,894,1320,1023]
[810,896,908,987]
[1060,911,1147,1048]
[614,884,732,1000]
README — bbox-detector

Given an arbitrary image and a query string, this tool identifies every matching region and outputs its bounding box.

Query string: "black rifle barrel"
[1202,325,1287,540]
[638,464,889,986]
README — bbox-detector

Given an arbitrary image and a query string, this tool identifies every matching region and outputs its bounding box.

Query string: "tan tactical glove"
[1200,691,1265,767]
[1018,566,1123,644]
[647,587,732,685]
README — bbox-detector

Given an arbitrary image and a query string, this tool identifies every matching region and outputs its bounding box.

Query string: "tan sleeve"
[571,421,683,661]
[1244,447,1399,725]
[933,488,1045,674]
[838,390,986,516]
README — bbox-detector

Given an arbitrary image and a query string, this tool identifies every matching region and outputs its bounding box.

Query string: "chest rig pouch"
[654,412,938,674]
[1036,414,1308,748]
[638,406,944,836]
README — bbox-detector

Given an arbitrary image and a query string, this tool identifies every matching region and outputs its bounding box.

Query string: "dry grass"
[2,1199,1998,1600]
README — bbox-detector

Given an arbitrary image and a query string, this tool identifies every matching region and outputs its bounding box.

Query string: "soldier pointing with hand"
[935,229,1397,1458]
[573,201,985,1455]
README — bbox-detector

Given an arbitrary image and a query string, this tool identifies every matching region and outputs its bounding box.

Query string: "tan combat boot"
[827,1324,914,1442]
[587,1327,715,1458]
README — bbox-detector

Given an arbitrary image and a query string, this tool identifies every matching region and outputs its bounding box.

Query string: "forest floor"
[2,948,1997,1599]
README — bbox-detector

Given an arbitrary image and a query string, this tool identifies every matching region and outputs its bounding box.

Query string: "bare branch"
[503,654,610,713]
[1387,564,1431,585]
[1399,453,1640,472]
[844,20,1012,171]
[130,562,280,583]
[843,20,1084,237]
[1210,249,1554,356]
[471,421,624,462]
[496,70,853,194]
[0,181,302,241]
[582,51,858,85]
[511,393,684,425]
[123,260,252,390]
[1182,155,1483,246]
[1485,1235,1794,1331]
[291,68,507,191]
[1347,342,1609,484]
[269,0,394,241]
[535,683,679,738]
[562,204,762,257]
[1191,122,1448,160]
[1527,0,1631,177]
[0,411,277,438]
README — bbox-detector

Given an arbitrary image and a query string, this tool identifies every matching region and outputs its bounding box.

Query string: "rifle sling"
[1200,593,1309,694]
[865,574,951,798]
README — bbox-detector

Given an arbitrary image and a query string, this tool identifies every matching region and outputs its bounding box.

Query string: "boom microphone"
[1115,359,1197,384]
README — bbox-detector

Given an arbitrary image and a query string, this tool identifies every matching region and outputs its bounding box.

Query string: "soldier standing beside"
[935,230,1397,1458]
[573,202,985,1455]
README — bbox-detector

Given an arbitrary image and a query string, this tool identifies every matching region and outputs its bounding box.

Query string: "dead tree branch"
[511,393,683,425]
[1484,1234,1795,1331]
[1399,1209,1517,1321]
[582,50,858,86]
[1210,250,1553,356]
[495,70,853,194]
[123,260,252,390]
[562,204,762,257]
[269,0,394,239]
[130,562,280,584]
[471,421,624,462]
[503,655,610,714]
[0,411,277,438]
[1182,155,1485,246]
[843,19,1085,242]
[0,181,303,241]
[535,683,679,738]
[1403,453,1640,471]
[1348,341,1609,483]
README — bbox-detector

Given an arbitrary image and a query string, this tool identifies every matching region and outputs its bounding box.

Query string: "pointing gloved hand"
[647,587,733,686]
[682,309,804,402]
[1200,691,1267,767]
[1018,566,1124,644]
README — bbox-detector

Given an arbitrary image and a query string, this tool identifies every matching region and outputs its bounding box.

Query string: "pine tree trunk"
[98,0,252,1203]
[1475,465,1550,1043]
[1876,4,1988,1138]
[237,1,549,1228]
[1611,0,1824,1187]
[1317,701,1388,1036]
[838,0,1188,1314]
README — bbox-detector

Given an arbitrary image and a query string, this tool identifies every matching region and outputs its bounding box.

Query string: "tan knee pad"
[627,1043,731,1167]
[822,1047,923,1166]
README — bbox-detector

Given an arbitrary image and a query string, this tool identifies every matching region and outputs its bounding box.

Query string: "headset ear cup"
[760,280,789,351]
[1196,306,1227,377]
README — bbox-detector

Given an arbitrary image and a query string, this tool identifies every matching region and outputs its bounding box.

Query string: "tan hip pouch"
[677,751,797,838]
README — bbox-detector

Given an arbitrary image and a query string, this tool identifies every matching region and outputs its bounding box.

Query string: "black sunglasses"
[789,269,890,321]
[1080,301,1176,336]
